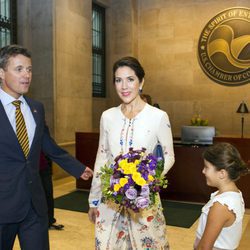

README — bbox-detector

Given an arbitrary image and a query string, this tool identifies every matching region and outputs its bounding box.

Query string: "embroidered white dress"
[195,191,245,250]
[89,104,175,250]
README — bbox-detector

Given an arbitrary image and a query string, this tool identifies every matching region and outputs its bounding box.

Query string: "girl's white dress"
[89,104,175,250]
[195,191,245,250]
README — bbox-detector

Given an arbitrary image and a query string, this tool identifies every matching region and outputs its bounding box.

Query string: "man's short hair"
[0,44,31,70]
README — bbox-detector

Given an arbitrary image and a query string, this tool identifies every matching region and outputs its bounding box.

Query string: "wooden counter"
[161,145,215,202]
[75,133,250,207]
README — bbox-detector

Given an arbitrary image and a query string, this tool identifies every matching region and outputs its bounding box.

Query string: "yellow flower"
[136,177,146,186]
[127,163,137,174]
[114,183,121,192]
[148,175,154,182]
[132,172,141,181]
[120,160,137,174]
[122,165,129,174]
[119,159,128,169]
[132,172,146,186]
[119,178,128,187]
[134,159,140,166]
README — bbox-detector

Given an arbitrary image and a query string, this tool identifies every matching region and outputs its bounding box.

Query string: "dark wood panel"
[162,145,215,203]
[75,132,99,189]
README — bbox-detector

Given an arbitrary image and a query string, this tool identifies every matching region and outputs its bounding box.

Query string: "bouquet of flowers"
[99,147,168,212]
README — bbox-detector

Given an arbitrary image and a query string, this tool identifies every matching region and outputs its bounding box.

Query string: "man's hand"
[80,167,93,180]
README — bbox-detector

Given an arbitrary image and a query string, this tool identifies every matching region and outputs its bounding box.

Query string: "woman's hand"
[88,207,98,223]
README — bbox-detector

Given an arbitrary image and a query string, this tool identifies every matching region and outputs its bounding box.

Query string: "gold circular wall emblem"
[198,7,250,86]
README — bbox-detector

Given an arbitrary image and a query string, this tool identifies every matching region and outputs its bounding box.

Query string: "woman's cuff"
[89,199,100,207]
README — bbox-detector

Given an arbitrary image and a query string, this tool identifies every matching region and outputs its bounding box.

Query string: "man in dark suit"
[0,44,93,250]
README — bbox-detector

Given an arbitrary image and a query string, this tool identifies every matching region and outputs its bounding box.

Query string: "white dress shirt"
[0,87,36,148]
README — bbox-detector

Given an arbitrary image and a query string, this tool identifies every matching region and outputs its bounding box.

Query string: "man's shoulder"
[24,96,43,107]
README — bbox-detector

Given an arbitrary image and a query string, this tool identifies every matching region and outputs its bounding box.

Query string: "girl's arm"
[197,202,236,250]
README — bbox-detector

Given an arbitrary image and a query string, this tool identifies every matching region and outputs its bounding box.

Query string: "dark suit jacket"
[0,97,85,223]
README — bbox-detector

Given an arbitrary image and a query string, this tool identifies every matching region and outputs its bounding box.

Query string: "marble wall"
[16,0,250,178]
[17,0,54,131]
[53,0,92,141]
[106,0,250,138]
[17,0,93,178]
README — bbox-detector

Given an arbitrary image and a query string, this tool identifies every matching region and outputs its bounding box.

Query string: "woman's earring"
[139,88,142,94]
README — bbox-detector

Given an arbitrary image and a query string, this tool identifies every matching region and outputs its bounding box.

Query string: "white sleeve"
[212,194,245,222]
[88,114,109,207]
[157,112,175,176]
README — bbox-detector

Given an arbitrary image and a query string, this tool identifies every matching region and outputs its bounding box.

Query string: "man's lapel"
[0,100,23,151]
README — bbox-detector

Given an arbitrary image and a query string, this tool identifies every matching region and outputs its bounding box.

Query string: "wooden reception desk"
[75,132,250,208]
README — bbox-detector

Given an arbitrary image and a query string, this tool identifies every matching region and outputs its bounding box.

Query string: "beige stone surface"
[17,0,250,140]
[54,0,92,142]
[107,0,250,137]
[15,0,250,184]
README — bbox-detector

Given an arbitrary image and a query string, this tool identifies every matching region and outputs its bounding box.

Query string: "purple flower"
[113,170,122,178]
[123,183,130,191]
[135,196,150,209]
[148,169,155,176]
[110,176,119,186]
[125,188,137,200]
[148,160,157,171]
[140,185,150,197]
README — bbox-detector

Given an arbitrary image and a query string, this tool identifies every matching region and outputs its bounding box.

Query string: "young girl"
[194,142,249,250]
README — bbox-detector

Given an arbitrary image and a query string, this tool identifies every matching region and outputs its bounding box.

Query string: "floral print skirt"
[95,198,169,250]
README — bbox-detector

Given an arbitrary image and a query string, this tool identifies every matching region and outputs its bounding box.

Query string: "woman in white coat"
[88,56,175,250]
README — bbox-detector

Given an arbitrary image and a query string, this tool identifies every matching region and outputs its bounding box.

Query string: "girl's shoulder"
[204,191,245,221]
[213,191,244,204]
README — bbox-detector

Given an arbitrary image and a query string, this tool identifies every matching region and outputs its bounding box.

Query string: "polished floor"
[14,176,250,250]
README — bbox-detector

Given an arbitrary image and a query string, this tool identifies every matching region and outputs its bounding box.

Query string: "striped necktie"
[12,100,30,158]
